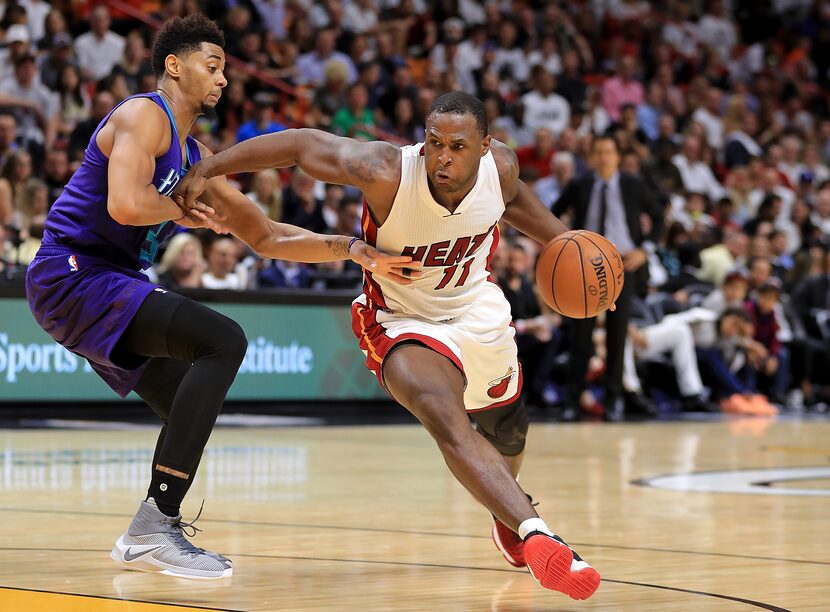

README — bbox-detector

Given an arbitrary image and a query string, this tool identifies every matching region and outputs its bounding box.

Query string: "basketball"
[535,230,625,319]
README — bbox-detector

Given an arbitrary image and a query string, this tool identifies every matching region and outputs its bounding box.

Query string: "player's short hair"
[427,92,488,137]
[152,14,224,79]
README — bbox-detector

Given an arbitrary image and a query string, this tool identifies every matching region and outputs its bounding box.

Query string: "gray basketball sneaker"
[111,498,232,579]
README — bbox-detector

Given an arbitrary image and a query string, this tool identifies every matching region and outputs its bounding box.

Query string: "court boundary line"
[630,463,830,496]
[0,585,241,611]
[0,505,827,568]
[0,552,792,611]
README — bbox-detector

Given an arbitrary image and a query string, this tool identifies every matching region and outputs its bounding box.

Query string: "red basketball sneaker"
[523,532,601,600]
[491,517,526,567]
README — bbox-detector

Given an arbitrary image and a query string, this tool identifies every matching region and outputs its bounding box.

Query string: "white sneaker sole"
[111,535,233,580]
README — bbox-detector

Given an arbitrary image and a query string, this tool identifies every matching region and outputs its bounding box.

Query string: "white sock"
[518,517,554,540]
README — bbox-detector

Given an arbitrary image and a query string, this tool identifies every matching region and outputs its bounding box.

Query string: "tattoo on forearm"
[346,155,383,183]
[326,237,351,257]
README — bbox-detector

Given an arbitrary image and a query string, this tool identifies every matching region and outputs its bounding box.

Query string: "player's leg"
[118,292,246,515]
[383,344,599,599]
[110,291,245,578]
[469,398,530,568]
[383,343,536,528]
[132,357,204,499]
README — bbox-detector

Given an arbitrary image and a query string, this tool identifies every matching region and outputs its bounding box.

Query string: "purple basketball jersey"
[42,92,201,270]
[27,92,203,397]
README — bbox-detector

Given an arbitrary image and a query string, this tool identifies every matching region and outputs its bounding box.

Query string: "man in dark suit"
[553,136,663,420]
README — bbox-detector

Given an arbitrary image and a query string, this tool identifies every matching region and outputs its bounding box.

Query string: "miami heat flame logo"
[487,367,515,399]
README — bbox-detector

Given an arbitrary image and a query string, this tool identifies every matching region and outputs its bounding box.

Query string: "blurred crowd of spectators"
[3,0,830,412]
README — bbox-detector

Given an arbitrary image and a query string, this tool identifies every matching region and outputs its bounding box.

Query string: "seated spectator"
[111,31,154,95]
[332,83,375,140]
[624,309,713,412]
[43,148,70,205]
[236,93,286,143]
[744,193,782,236]
[748,256,774,293]
[498,241,562,407]
[535,151,575,209]
[0,150,33,227]
[674,191,715,233]
[672,134,726,201]
[0,223,17,272]
[516,127,556,180]
[384,97,419,142]
[746,278,788,402]
[769,229,794,274]
[636,82,663,142]
[38,8,71,52]
[245,169,283,220]
[68,90,115,162]
[699,228,748,285]
[96,72,131,103]
[295,28,356,87]
[55,64,91,140]
[555,49,586,110]
[521,66,570,137]
[318,183,344,231]
[330,197,361,238]
[811,185,830,235]
[258,259,312,289]
[202,236,245,290]
[724,112,762,169]
[156,233,206,290]
[312,61,350,127]
[601,55,644,122]
[0,53,60,150]
[696,307,777,415]
[702,269,750,315]
[0,114,19,171]
[14,177,48,235]
[660,242,710,295]
[17,219,44,265]
[0,24,32,84]
[748,166,795,223]
[74,5,126,82]
[282,168,327,234]
[38,32,75,92]
[691,86,725,150]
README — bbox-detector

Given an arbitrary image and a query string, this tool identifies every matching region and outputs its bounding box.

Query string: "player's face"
[180,43,227,117]
[424,113,490,193]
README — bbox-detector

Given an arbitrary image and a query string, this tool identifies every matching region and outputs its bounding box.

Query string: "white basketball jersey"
[361,143,505,322]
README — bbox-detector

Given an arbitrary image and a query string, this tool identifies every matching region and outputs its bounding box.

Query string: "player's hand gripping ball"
[535,230,624,319]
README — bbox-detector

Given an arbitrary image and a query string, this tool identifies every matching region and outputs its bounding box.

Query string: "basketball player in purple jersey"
[25,15,413,579]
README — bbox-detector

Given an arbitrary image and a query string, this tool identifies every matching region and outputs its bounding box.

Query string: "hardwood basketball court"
[0,416,828,610]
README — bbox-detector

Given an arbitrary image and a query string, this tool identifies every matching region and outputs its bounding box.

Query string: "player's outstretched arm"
[104,99,215,226]
[177,128,399,210]
[491,140,569,244]
[193,144,419,285]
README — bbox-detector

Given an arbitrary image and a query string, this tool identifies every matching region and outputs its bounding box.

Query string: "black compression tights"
[118,291,247,514]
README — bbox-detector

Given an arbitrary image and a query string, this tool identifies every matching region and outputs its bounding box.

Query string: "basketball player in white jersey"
[178,92,600,600]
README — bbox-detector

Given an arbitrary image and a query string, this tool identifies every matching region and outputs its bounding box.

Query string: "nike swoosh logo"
[123,545,164,562]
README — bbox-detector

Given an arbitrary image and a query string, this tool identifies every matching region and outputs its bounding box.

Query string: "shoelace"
[175,499,205,538]
[163,500,209,558]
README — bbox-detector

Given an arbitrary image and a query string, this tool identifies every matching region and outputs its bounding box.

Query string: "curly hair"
[151,14,224,79]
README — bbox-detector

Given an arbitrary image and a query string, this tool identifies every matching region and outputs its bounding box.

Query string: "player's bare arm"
[100,99,215,226]
[491,140,569,244]
[191,141,419,284]
[177,128,402,223]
